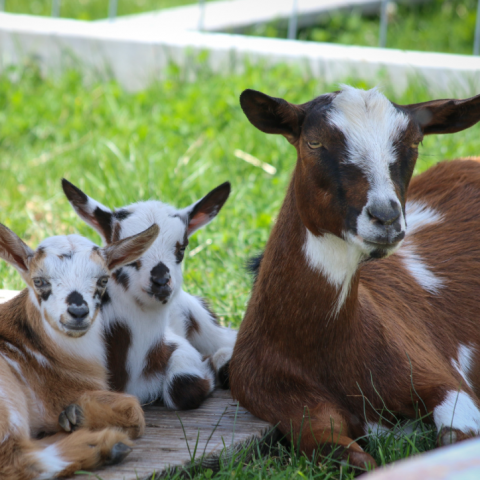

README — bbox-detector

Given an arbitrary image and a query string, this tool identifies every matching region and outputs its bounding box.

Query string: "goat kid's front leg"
[59,390,145,439]
[162,329,215,410]
[418,383,480,446]
[171,292,237,388]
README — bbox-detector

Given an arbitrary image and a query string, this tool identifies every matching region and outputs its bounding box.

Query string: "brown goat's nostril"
[367,203,401,226]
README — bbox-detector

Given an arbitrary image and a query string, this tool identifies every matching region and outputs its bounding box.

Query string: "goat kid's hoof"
[438,427,473,447]
[217,360,230,389]
[59,404,84,432]
[105,442,133,466]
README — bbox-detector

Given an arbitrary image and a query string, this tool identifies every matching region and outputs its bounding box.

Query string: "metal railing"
[0,0,479,55]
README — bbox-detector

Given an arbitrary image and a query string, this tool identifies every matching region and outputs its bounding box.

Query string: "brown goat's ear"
[62,179,117,244]
[0,223,34,273]
[181,182,231,237]
[240,89,304,142]
[403,93,480,135]
[102,224,159,271]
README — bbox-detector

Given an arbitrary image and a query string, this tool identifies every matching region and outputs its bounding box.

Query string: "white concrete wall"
[1,12,479,95]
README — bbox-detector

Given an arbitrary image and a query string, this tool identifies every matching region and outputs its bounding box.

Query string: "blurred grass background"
[2,0,216,20]
[1,63,479,329]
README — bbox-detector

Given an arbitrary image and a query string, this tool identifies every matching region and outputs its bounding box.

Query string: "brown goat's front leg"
[58,391,145,439]
[288,401,377,470]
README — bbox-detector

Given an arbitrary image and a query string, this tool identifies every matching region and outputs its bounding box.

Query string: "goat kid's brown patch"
[168,374,211,410]
[105,322,132,392]
[186,312,200,339]
[143,341,176,378]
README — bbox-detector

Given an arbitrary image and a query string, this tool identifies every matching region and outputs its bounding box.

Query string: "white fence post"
[287,0,298,39]
[474,0,480,55]
[51,0,60,17]
[198,0,205,31]
[379,0,388,47]
[109,0,118,22]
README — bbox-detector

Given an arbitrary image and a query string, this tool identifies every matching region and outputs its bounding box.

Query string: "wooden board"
[0,290,276,479]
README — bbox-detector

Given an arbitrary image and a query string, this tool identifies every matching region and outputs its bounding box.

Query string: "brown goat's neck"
[247,175,361,354]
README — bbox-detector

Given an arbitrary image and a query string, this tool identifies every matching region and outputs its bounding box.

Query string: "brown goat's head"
[240,86,480,260]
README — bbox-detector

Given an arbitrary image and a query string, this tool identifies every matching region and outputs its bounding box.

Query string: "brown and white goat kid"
[230,86,480,468]
[62,180,236,409]
[0,221,158,479]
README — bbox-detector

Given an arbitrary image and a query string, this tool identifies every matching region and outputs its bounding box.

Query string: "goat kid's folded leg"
[162,330,215,410]
[171,293,237,389]
[1,429,132,479]
[58,391,145,439]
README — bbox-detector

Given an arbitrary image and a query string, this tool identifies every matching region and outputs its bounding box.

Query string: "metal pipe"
[379,0,388,48]
[474,0,480,55]
[109,0,118,22]
[287,0,298,40]
[198,0,205,31]
[51,0,60,17]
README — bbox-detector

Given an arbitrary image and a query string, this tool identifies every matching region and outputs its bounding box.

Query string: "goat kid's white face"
[0,224,158,337]
[240,85,480,260]
[62,180,230,308]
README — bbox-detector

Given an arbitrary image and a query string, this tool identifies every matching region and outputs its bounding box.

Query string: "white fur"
[405,200,444,235]
[398,244,444,294]
[75,195,235,407]
[434,390,480,433]
[329,86,408,251]
[34,444,69,480]
[451,344,475,389]
[303,229,363,316]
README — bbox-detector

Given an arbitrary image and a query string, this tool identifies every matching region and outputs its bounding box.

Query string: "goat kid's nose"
[150,262,171,287]
[67,304,89,320]
[367,202,401,226]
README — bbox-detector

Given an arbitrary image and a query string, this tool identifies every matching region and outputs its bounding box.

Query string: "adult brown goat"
[230,86,480,469]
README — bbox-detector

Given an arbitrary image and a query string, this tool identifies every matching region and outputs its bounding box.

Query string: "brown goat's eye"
[411,142,420,149]
[97,276,109,288]
[33,278,50,288]
[307,141,322,149]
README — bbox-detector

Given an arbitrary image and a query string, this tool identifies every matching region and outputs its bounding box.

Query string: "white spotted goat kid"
[62,180,237,410]
[0,221,158,479]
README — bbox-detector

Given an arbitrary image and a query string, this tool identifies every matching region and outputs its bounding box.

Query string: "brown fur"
[105,322,132,392]
[231,89,480,470]
[143,341,176,378]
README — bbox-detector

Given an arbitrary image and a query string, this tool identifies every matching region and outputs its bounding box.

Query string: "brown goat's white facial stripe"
[451,344,475,389]
[329,86,408,247]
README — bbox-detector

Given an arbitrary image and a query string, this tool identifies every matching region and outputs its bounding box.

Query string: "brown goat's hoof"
[346,451,377,471]
[438,427,473,447]
[59,403,84,432]
[105,442,133,466]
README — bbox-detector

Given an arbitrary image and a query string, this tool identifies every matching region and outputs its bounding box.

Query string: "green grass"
[3,0,215,21]
[1,62,479,478]
[246,0,478,55]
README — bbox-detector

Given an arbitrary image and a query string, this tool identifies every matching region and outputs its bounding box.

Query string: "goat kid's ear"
[102,224,159,271]
[403,93,480,135]
[0,223,34,273]
[62,179,116,244]
[180,182,231,237]
[240,89,305,142]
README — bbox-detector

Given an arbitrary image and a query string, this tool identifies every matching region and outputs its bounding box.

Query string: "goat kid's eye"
[411,142,420,149]
[33,278,50,288]
[307,141,322,149]
[97,276,109,288]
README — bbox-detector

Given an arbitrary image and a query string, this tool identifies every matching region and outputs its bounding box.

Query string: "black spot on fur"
[188,182,231,226]
[126,260,141,270]
[175,231,189,263]
[101,289,111,306]
[168,375,211,410]
[113,209,132,220]
[61,179,88,205]
[246,252,263,284]
[93,207,113,243]
[92,246,99,252]
[104,322,131,392]
[112,268,129,290]
[66,291,85,306]
[40,290,51,302]
[218,360,230,390]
